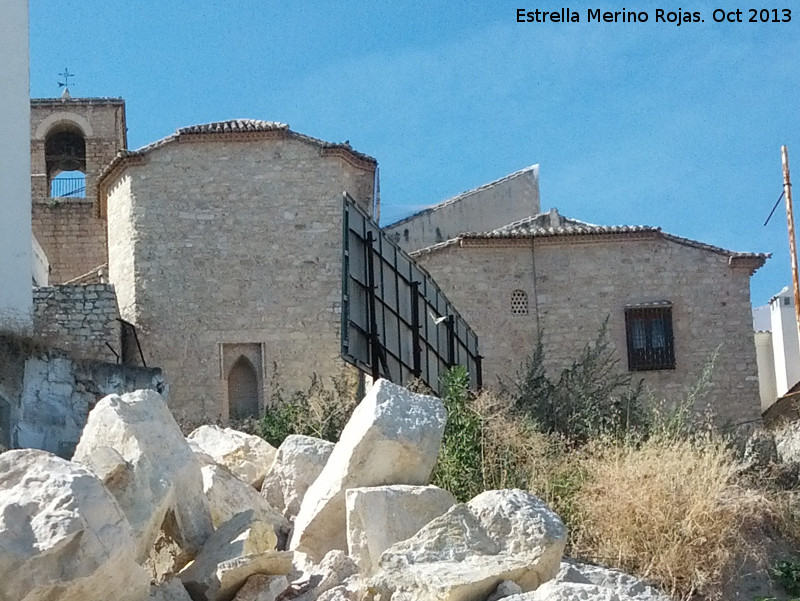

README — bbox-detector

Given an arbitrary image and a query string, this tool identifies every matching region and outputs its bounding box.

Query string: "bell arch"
[34,112,93,140]
[44,124,87,198]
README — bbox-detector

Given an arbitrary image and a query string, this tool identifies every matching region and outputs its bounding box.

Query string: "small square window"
[625,306,675,371]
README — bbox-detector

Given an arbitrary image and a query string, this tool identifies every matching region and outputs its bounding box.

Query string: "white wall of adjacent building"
[754,286,800,409]
[754,331,777,410]
[0,0,32,327]
[770,287,800,396]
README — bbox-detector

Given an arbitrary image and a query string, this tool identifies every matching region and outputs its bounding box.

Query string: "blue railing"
[50,177,86,198]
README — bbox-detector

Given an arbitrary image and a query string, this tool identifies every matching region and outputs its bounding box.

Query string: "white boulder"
[345,485,456,575]
[371,489,566,601]
[774,421,800,464]
[201,463,290,545]
[188,425,277,488]
[0,449,150,601]
[307,550,358,601]
[73,390,213,562]
[503,560,670,601]
[487,580,523,601]
[179,509,292,601]
[290,379,447,561]
[261,434,335,521]
[315,585,362,601]
[231,574,289,601]
[150,578,193,601]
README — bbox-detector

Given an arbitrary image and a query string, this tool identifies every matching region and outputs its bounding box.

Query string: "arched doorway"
[227,356,260,419]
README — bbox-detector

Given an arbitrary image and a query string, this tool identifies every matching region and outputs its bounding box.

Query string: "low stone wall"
[14,352,165,457]
[33,284,121,363]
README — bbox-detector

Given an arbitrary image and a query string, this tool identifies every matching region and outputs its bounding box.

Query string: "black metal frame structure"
[341,193,482,393]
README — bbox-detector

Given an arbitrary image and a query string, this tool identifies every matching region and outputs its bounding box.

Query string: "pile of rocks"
[0,379,669,601]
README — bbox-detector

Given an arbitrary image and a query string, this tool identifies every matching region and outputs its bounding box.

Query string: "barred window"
[511,290,529,315]
[625,305,675,371]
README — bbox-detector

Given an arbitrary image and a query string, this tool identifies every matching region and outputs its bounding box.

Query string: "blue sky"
[29,1,800,306]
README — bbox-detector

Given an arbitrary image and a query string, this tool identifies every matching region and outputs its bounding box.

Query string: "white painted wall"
[770,286,800,396]
[31,235,49,287]
[755,331,777,410]
[0,0,32,327]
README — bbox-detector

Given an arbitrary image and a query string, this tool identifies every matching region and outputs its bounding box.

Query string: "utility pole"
[782,145,800,345]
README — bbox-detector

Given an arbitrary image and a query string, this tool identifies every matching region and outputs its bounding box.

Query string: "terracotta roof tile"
[410,209,769,272]
[98,119,376,191]
[177,119,289,134]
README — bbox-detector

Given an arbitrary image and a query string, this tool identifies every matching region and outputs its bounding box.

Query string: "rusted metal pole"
[782,146,800,346]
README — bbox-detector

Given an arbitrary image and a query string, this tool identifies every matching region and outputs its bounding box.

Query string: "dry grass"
[465,390,800,599]
[568,435,790,599]
[473,390,568,492]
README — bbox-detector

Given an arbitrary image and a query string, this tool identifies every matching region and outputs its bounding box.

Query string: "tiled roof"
[410,209,769,271]
[98,119,376,190]
[483,212,647,237]
[177,119,289,134]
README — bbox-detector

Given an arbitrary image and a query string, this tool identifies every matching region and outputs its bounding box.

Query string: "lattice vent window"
[511,290,529,315]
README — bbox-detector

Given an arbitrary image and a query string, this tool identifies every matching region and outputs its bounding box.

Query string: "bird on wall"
[429,311,447,325]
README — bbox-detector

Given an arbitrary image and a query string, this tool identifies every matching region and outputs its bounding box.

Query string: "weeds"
[515,320,647,444]
[569,435,770,598]
[258,367,359,446]
[431,366,484,501]
[427,334,800,599]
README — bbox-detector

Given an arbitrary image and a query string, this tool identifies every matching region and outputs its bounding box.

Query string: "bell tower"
[30,96,127,283]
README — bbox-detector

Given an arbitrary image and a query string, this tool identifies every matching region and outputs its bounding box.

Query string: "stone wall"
[414,234,762,424]
[32,199,108,283]
[384,165,540,252]
[33,284,121,363]
[15,353,164,457]
[106,135,375,419]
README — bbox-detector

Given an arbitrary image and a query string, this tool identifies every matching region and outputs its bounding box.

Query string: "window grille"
[511,290,529,315]
[625,305,675,371]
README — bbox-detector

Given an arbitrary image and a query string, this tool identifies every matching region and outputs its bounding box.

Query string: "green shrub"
[431,366,484,502]
[515,320,646,444]
[772,558,800,596]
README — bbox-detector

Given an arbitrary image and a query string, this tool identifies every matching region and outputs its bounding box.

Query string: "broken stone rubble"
[189,425,277,489]
[0,449,150,601]
[260,434,335,523]
[0,380,668,601]
[290,378,448,562]
[73,389,214,565]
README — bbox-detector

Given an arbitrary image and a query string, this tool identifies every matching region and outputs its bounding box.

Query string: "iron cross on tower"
[58,68,75,91]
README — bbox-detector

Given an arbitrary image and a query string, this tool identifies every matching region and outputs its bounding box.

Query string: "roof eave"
[96,123,377,213]
[410,229,769,272]
[728,254,770,274]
